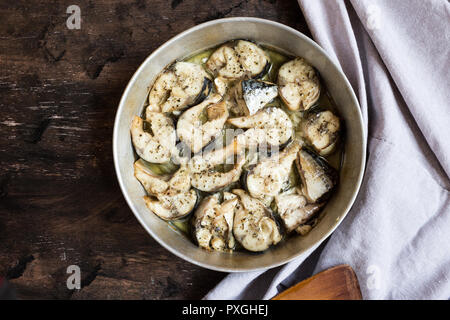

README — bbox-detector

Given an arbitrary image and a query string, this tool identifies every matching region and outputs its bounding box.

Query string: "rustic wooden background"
[0,0,310,299]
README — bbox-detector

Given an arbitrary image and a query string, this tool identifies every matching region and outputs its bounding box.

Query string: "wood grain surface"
[0,0,310,299]
[272,265,363,300]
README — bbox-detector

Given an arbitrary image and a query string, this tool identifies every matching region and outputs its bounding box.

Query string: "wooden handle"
[272,264,362,300]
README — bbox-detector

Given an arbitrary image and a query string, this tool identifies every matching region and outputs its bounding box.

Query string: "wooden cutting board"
[272,264,362,300]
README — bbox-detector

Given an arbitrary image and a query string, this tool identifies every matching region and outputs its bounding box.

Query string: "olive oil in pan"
[139,41,343,243]
[139,158,179,175]
[261,46,291,82]
[169,219,191,236]
[184,48,216,67]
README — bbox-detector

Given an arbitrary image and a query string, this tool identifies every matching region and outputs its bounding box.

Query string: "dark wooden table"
[0,0,310,299]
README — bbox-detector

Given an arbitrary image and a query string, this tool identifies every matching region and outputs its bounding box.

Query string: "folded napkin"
[205,0,450,300]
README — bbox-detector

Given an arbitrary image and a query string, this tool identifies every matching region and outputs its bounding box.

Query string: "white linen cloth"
[205,0,450,300]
